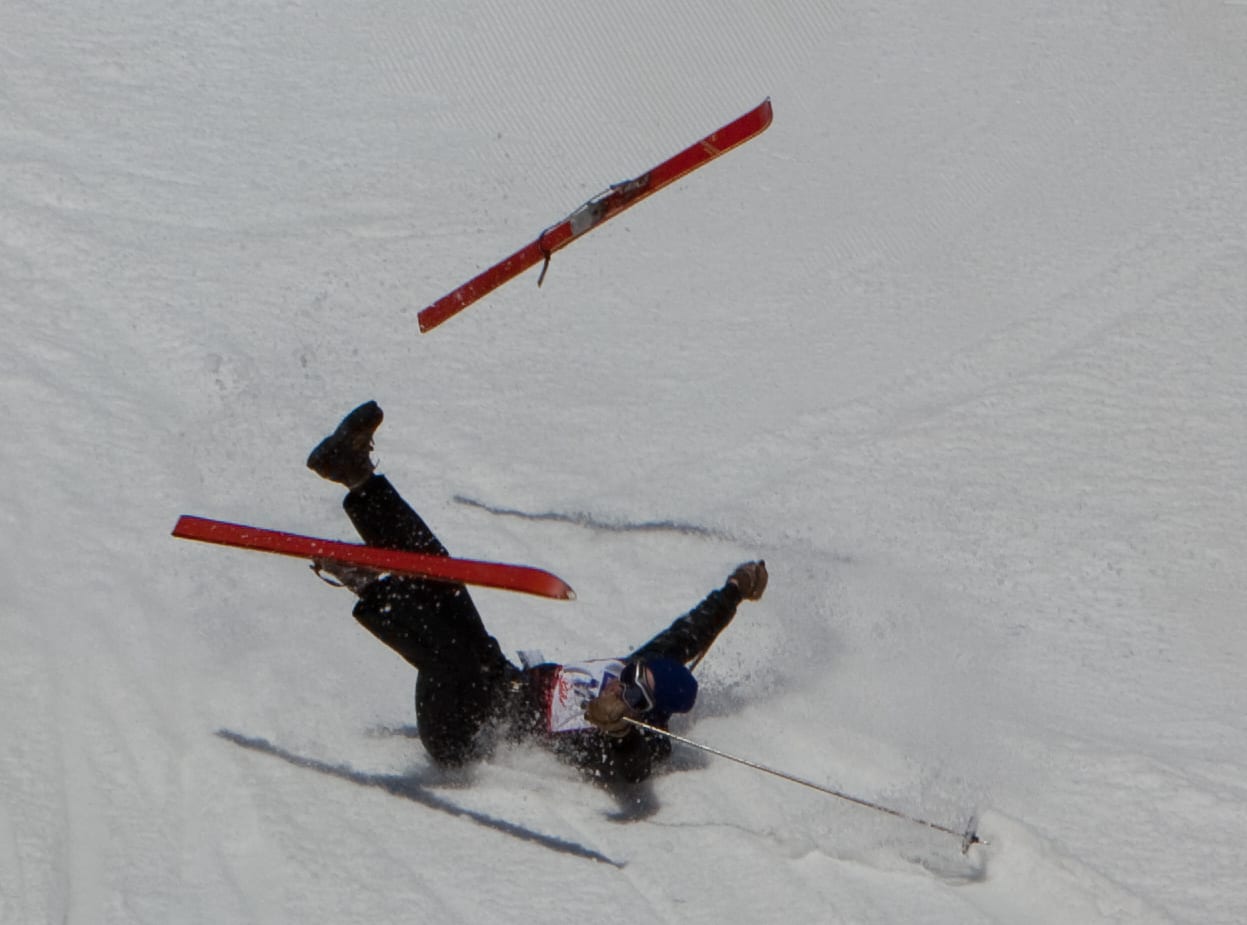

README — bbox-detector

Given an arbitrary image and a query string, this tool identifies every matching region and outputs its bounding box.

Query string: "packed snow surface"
[3,2,1245,923]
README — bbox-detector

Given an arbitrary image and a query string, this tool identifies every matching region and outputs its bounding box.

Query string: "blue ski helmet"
[642,657,699,714]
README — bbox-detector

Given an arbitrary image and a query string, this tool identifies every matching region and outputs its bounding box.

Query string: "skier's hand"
[728,560,768,601]
[584,687,634,737]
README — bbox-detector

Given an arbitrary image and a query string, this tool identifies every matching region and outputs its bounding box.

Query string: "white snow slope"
[3,1,1245,922]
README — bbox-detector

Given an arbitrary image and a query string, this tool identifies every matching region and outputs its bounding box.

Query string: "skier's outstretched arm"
[628,561,767,665]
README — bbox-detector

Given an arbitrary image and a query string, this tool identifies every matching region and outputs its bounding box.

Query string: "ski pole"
[625,718,983,851]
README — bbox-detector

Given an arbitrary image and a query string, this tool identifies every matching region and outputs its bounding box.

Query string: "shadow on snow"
[365,723,665,823]
[216,728,623,867]
[452,493,733,540]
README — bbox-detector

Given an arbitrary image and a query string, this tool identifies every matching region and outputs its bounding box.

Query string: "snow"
[3,1,1245,921]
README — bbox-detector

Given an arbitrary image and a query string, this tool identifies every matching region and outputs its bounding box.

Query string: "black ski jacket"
[510,582,744,783]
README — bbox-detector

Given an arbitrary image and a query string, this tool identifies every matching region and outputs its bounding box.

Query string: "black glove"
[728,560,768,601]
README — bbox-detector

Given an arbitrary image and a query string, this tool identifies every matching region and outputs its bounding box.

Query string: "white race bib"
[546,659,625,733]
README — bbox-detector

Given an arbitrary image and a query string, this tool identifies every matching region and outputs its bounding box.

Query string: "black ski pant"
[343,475,516,766]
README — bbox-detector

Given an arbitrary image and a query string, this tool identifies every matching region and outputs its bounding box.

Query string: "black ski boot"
[307,400,383,489]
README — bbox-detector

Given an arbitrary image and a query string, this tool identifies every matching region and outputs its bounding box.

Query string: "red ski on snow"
[418,98,773,333]
[172,515,575,600]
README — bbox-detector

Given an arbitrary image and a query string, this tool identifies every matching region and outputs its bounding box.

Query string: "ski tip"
[545,578,576,601]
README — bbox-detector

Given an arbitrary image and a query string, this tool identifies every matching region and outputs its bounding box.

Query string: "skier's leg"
[340,474,504,672]
[305,400,449,555]
[335,467,507,675]
[350,574,517,765]
[309,401,516,763]
[342,474,450,556]
[350,576,503,672]
[414,669,506,766]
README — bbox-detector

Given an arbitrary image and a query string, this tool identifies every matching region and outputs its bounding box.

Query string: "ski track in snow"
[451,492,736,540]
[3,0,1246,922]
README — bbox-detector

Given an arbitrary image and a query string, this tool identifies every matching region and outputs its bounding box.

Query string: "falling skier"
[306,401,768,784]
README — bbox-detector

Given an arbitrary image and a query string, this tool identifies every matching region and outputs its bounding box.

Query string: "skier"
[306,401,767,784]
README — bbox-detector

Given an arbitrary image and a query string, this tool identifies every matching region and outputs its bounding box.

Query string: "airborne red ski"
[418,98,773,333]
[172,515,575,600]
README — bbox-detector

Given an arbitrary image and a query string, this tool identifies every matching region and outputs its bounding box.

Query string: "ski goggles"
[619,660,655,713]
